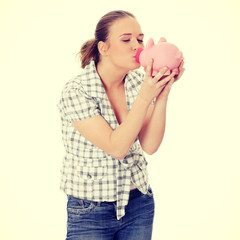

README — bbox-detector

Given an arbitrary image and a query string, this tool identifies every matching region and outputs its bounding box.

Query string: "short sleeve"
[58,87,100,122]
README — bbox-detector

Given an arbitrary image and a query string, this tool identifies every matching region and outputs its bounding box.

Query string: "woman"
[58,10,184,240]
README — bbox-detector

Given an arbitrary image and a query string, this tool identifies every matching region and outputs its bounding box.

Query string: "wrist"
[156,94,168,104]
[138,92,153,106]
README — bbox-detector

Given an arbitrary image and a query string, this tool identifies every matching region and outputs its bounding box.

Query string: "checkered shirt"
[57,59,149,220]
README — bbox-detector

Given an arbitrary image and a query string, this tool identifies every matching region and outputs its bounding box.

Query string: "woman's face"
[104,17,144,71]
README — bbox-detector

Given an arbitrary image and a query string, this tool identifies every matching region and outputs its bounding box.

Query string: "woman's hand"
[138,60,185,154]
[139,59,175,103]
[157,60,185,100]
[174,60,185,82]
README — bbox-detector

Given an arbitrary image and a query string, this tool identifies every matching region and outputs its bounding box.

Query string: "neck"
[96,59,128,90]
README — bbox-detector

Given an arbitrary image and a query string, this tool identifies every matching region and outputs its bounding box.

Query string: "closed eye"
[122,39,144,43]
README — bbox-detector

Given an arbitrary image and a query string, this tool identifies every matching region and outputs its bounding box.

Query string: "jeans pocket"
[146,187,154,198]
[67,196,96,223]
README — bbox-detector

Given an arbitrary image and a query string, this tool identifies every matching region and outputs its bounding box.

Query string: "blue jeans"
[66,187,155,240]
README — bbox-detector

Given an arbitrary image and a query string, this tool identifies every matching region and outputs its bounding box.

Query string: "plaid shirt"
[57,59,149,220]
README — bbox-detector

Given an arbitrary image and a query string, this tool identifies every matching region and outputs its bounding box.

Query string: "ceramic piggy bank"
[135,37,183,76]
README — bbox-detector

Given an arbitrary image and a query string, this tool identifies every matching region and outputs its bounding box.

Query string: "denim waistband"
[67,186,151,206]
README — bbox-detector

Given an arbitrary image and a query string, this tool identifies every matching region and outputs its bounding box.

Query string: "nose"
[132,38,142,50]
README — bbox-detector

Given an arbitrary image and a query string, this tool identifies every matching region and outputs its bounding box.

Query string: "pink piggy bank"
[135,37,183,76]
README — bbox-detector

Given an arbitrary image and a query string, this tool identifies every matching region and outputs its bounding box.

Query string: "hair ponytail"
[78,10,135,69]
[79,38,99,68]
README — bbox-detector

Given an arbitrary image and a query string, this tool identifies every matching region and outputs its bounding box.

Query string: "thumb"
[145,59,153,77]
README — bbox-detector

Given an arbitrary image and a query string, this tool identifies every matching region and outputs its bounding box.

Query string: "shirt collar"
[80,59,133,100]
[80,59,106,99]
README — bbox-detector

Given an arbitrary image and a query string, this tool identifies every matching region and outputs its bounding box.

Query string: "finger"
[169,76,175,86]
[163,70,177,82]
[174,68,185,82]
[145,59,153,77]
[179,60,184,69]
[171,70,178,77]
[164,77,175,91]
[152,67,168,83]
[155,74,173,88]
[171,69,180,80]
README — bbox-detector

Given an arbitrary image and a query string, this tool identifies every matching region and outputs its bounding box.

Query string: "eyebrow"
[119,33,144,37]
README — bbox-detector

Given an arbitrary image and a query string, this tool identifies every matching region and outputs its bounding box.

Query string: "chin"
[127,59,141,70]
[116,59,141,72]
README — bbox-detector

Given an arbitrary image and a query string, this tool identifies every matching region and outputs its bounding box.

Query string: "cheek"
[117,44,130,54]
[109,43,123,55]
[111,46,130,59]
[108,42,133,62]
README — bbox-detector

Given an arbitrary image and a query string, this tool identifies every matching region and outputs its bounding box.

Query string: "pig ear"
[176,51,183,59]
[146,38,154,49]
[158,37,167,43]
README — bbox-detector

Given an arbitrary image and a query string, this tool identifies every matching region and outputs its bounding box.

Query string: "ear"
[98,41,109,56]
[145,38,154,49]
[158,37,167,43]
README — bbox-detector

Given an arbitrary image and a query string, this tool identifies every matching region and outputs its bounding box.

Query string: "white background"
[0,0,239,239]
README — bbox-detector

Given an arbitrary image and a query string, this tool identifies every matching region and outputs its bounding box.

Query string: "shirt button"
[87,173,92,179]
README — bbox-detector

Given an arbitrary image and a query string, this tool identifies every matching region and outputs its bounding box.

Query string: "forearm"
[110,96,151,159]
[72,62,176,160]
[139,96,168,154]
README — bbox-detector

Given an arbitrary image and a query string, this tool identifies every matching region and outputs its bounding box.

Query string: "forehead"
[109,17,142,37]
